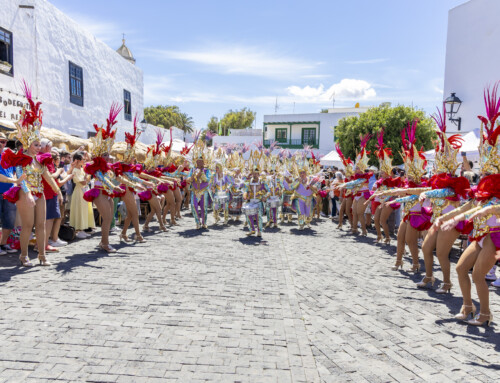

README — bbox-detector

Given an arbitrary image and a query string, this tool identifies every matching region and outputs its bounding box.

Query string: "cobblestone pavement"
[0,212,499,382]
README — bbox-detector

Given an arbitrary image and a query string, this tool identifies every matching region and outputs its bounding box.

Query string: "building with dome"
[0,0,144,141]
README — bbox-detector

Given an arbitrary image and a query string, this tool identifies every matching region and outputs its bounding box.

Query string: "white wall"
[0,0,143,139]
[213,135,261,147]
[444,0,500,132]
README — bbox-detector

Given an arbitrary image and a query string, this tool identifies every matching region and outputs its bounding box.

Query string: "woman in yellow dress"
[70,152,95,238]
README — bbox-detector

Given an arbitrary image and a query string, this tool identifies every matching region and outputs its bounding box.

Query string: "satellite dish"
[355,103,360,108]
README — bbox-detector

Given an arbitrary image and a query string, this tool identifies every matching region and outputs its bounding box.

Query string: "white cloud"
[286,79,377,103]
[345,58,389,65]
[66,12,124,44]
[149,44,317,78]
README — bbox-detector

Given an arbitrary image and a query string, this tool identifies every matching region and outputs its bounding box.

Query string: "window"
[0,27,13,76]
[123,89,131,121]
[69,62,84,106]
[275,128,287,143]
[301,128,316,145]
[87,131,97,139]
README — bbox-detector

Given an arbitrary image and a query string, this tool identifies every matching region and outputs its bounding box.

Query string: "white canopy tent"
[320,150,344,168]
[424,129,481,163]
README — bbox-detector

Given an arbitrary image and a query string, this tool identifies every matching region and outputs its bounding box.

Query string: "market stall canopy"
[0,119,16,132]
[424,129,481,163]
[320,149,344,168]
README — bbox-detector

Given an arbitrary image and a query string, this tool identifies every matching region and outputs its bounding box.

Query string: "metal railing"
[264,139,319,148]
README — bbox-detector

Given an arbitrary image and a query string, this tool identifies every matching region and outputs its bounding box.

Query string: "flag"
[218,122,222,135]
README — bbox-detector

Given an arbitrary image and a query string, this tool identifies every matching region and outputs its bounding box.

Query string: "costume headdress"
[15,80,42,148]
[375,128,393,175]
[181,130,201,157]
[144,129,164,169]
[335,143,354,177]
[478,83,500,174]
[432,104,463,175]
[160,128,173,164]
[355,134,371,172]
[124,114,142,162]
[90,102,123,158]
[401,119,427,181]
[248,150,262,172]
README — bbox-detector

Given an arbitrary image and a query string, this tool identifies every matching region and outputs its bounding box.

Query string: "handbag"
[59,224,76,242]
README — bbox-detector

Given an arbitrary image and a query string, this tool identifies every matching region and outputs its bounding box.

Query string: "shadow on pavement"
[177,228,205,238]
[290,228,317,236]
[0,252,41,284]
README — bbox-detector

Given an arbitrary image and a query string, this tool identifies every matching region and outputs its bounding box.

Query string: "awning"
[0,119,16,132]
[320,149,344,168]
[424,129,481,163]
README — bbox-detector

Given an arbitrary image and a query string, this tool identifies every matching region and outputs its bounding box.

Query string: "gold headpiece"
[124,114,142,163]
[90,103,123,158]
[478,84,500,174]
[401,120,427,181]
[335,143,354,177]
[355,134,371,173]
[15,80,42,148]
[432,105,463,175]
[144,128,165,169]
[375,128,393,175]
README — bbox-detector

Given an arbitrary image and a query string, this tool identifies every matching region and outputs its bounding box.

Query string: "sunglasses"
[0,140,7,144]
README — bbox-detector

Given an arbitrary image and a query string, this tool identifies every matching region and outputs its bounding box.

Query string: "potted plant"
[0,60,12,73]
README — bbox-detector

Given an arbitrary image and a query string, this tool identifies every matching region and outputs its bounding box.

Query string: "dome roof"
[116,39,136,65]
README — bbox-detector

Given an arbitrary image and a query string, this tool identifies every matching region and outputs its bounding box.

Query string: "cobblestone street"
[0,214,499,382]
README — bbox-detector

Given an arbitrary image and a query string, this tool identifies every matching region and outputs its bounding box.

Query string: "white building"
[444,0,500,133]
[212,128,262,147]
[263,107,369,155]
[0,0,143,140]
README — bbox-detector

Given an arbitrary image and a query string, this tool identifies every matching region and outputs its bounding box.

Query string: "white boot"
[486,265,497,281]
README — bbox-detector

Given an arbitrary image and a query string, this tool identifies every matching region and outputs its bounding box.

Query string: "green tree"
[207,116,219,133]
[177,112,194,134]
[335,104,437,166]
[219,108,256,136]
[144,105,195,134]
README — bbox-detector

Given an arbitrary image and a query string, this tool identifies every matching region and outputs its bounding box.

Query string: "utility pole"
[274,97,279,114]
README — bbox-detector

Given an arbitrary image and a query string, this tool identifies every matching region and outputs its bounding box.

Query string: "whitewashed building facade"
[0,0,143,140]
[263,107,369,155]
[444,0,500,133]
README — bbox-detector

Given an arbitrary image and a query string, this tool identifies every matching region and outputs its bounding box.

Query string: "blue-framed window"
[69,61,84,107]
[123,89,131,121]
[0,27,13,76]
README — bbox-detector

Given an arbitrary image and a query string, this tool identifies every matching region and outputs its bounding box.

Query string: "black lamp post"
[444,92,462,131]
[140,118,147,133]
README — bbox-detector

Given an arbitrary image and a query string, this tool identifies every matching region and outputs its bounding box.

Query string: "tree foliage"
[208,108,255,136]
[144,105,194,133]
[335,105,437,166]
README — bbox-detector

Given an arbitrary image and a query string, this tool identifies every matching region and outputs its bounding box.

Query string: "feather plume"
[478,83,500,145]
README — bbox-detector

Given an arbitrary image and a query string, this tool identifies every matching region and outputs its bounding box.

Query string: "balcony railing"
[264,139,319,149]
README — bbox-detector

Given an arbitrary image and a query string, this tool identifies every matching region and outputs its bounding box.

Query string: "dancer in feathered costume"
[113,114,148,243]
[0,81,62,266]
[187,141,212,229]
[373,120,430,272]
[278,149,295,224]
[337,134,373,235]
[83,103,125,253]
[211,160,231,225]
[264,155,281,228]
[141,129,171,232]
[334,143,354,229]
[438,83,500,326]
[242,151,267,236]
[366,128,402,244]
[415,105,470,293]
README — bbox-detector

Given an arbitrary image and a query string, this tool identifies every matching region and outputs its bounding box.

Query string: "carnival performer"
[83,103,125,253]
[291,155,318,230]
[141,130,171,232]
[438,84,500,326]
[0,81,62,266]
[366,128,401,244]
[114,115,148,243]
[280,168,295,224]
[337,135,373,235]
[211,161,231,224]
[334,144,354,230]
[264,164,281,228]
[227,165,245,222]
[243,164,267,236]
[414,106,470,293]
[373,120,430,272]
[187,143,211,229]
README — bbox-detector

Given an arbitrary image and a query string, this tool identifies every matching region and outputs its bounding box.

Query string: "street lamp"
[444,92,462,131]
[140,118,147,133]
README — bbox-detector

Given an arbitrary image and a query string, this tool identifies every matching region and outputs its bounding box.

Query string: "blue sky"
[51,0,466,129]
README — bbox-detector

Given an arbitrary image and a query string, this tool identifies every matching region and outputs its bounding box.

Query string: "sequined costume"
[243,179,267,233]
[211,166,231,223]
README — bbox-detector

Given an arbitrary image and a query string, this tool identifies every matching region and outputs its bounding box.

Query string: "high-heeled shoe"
[19,255,33,267]
[120,233,131,242]
[467,312,493,326]
[142,225,152,232]
[246,231,255,236]
[135,235,146,243]
[384,237,391,245]
[99,244,117,253]
[159,225,168,232]
[435,282,453,294]
[454,305,477,321]
[376,235,382,243]
[38,255,51,266]
[391,261,403,271]
[407,264,420,273]
[416,276,435,289]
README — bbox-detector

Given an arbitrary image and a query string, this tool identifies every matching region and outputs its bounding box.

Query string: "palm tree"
[177,112,194,135]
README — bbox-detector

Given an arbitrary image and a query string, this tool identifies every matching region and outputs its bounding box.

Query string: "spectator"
[69,152,95,238]
[0,133,18,255]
